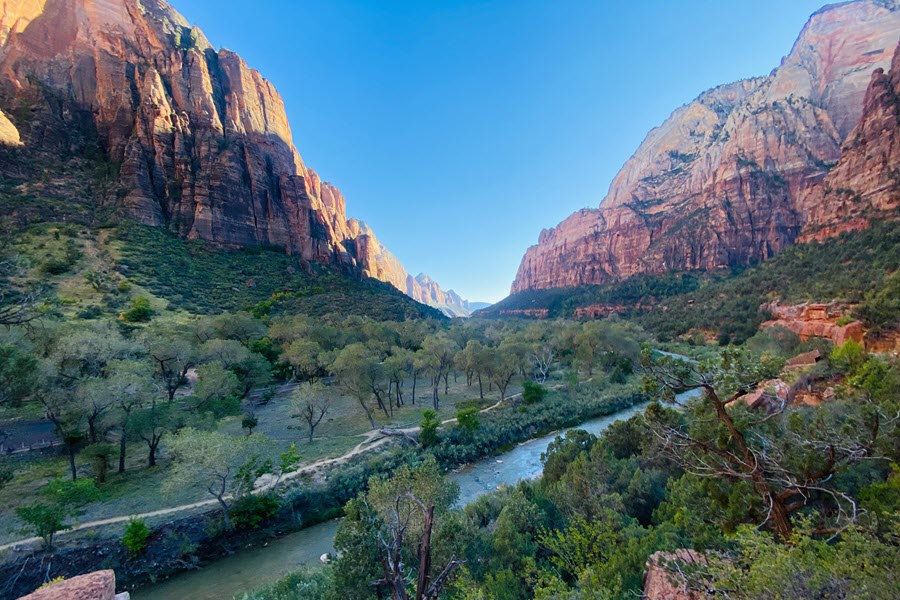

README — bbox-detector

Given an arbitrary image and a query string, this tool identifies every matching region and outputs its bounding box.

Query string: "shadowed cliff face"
[512,0,900,294]
[0,0,465,310]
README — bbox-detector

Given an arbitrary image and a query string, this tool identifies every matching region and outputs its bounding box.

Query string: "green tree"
[17,478,101,550]
[190,361,241,417]
[0,344,38,407]
[290,381,335,443]
[522,381,546,404]
[139,322,198,400]
[165,429,274,529]
[331,343,390,428]
[420,409,441,448]
[334,457,462,600]
[643,347,890,540]
[456,407,480,432]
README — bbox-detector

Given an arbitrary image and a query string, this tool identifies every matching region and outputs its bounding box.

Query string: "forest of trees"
[244,333,900,600]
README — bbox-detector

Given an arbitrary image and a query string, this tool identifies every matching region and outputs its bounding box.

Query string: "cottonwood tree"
[420,334,459,409]
[642,346,893,541]
[199,338,271,397]
[384,348,413,407]
[291,381,335,443]
[487,344,520,402]
[104,360,156,472]
[195,312,267,346]
[140,322,198,401]
[165,429,273,529]
[190,361,241,417]
[331,343,391,428]
[455,340,489,399]
[131,399,179,467]
[281,339,326,382]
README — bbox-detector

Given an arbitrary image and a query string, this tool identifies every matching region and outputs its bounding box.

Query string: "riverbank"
[0,380,648,599]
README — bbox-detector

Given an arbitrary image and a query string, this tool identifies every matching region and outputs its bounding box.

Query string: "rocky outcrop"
[18,569,128,600]
[512,1,900,294]
[643,550,710,600]
[0,0,458,310]
[761,302,866,347]
[0,106,19,144]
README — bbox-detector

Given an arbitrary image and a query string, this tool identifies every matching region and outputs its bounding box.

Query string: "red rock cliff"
[512,0,900,294]
[0,0,458,309]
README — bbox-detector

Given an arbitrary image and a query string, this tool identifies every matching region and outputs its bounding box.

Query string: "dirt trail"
[0,383,555,554]
[0,393,518,553]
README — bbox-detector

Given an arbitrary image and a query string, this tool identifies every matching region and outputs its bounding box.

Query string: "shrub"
[229,494,280,530]
[522,381,547,405]
[40,257,72,275]
[419,410,441,448]
[456,407,480,431]
[122,519,151,557]
[122,296,154,322]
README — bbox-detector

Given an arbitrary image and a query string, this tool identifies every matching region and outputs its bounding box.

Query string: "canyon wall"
[512,0,900,294]
[0,0,464,311]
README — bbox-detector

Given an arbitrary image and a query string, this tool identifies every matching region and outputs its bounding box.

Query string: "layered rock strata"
[512,1,900,294]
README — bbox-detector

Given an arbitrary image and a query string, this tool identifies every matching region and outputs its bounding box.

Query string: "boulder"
[18,570,128,600]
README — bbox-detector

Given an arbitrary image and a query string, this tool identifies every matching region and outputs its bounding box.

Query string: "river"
[133,387,700,599]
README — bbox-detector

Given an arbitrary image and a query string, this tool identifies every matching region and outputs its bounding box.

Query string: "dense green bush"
[522,381,547,404]
[122,296,154,322]
[228,494,281,531]
[122,518,151,557]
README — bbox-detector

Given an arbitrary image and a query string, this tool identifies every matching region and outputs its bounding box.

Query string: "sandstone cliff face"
[512,0,900,294]
[408,273,473,317]
[0,0,458,310]
[800,38,900,241]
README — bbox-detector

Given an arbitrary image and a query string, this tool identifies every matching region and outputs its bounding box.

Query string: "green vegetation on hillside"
[114,222,441,321]
[485,221,900,343]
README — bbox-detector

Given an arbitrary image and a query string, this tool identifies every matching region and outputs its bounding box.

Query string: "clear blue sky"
[177,0,827,303]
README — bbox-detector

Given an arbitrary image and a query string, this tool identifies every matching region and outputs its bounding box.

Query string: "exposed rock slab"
[17,569,124,600]
[0,106,19,144]
[643,550,710,600]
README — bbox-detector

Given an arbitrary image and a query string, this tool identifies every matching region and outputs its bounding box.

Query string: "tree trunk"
[359,398,376,429]
[443,372,449,395]
[67,444,78,481]
[412,373,417,404]
[88,417,99,444]
[217,496,232,530]
[147,438,159,467]
[477,373,483,399]
[706,384,794,540]
[414,504,436,600]
[118,430,127,473]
